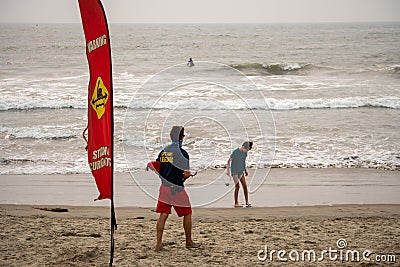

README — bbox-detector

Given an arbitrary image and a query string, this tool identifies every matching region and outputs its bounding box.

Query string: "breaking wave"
[230,62,319,75]
[1,96,399,111]
[130,96,400,110]
[266,96,400,110]
[0,126,80,140]
[230,62,400,76]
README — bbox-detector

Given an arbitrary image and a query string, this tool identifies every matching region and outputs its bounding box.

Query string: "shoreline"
[1,168,399,208]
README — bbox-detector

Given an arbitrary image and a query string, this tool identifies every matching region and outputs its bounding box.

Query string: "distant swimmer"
[187,58,194,67]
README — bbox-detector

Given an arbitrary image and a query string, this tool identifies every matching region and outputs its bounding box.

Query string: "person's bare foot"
[186,242,200,249]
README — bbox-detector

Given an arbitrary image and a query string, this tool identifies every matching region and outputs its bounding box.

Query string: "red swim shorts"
[156,185,192,217]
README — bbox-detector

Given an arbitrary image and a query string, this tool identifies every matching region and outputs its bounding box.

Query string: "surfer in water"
[187,57,194,67]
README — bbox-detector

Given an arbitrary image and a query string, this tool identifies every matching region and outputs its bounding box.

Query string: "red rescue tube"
[147,161,160,173]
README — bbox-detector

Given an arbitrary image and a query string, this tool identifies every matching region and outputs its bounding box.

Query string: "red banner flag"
[78,0,113,201]
[78,1,116,265]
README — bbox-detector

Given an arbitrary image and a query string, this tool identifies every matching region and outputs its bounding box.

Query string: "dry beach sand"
[1,204,399,266]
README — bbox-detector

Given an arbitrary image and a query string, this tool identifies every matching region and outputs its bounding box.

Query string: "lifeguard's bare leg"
[156,213,169,251]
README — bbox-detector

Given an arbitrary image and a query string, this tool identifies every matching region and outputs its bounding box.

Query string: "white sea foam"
[1,96,399,111]
[266,96,400,110]
[0,126,80,140]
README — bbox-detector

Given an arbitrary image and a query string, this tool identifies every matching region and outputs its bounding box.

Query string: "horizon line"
[1,20,400,25]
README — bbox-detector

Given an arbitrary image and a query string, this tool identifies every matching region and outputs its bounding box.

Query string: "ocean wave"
[0,100,86,111]
[0,157,90,175]
[1,96,399,111]
[0,127,80,140]
[202,161,400,171]
[230,62,318,75]
[350,64,400,75]
[268,160,400,171]
[267,96,400,110]
[122,96,400,111]
[1,158,398,174]
[390,65,400,73]
[0,158,35,165]
[230,62,400,76]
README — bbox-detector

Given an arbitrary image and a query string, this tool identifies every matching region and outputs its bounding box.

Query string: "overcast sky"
[0,0,399,24]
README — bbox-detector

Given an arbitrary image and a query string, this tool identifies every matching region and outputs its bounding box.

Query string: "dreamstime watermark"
[257,239,397,263]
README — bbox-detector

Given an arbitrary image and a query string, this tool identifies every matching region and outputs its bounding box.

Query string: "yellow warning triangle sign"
[90,77,109,119]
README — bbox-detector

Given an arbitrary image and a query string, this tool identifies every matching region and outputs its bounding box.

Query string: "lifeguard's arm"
[183,170,191,181]
[182,150,192,181]
[226,158,232,175]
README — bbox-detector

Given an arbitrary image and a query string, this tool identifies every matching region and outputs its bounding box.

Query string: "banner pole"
[110,200,116,266]
[78,1,117,265]
[98,0,116,265]
[108,4,116,265]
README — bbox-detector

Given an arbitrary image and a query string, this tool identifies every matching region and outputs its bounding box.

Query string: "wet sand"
[1,168,399,208]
